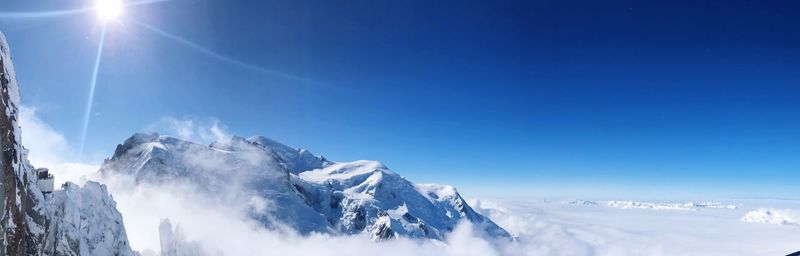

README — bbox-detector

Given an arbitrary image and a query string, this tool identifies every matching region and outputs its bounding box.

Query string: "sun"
[95,0,123,21]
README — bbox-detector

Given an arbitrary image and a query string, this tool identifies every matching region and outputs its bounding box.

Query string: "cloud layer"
[18,110,800,256]
[95,166,800,256]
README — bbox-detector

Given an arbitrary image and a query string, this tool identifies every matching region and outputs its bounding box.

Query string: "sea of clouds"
[18,109,800,256]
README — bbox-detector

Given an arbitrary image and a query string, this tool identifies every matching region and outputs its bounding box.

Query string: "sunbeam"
[79,25,107,156]
[132,19,333,88]
[128,0,173,6]
[0,8,90,19]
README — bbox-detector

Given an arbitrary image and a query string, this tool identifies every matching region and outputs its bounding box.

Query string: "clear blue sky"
[1,0,799,199]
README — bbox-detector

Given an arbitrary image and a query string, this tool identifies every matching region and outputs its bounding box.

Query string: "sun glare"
[96,0,123,21]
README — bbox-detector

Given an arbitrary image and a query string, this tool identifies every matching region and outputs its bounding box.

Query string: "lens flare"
[79,25,107,156]
[96,0,123,21]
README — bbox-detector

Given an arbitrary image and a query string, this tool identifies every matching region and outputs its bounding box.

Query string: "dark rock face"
[0,32,47,256]
[372,217,395,240]
[0,32,135,256]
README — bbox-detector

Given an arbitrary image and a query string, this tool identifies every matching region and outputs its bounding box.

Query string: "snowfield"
[741,208,800,226]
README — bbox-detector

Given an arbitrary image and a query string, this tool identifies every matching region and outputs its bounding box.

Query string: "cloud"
[147,117,231,144]
[96,143,800,256]
[468,199,800,256]
[19,106,70,167]
[103,169,798,256]
[99,170,513,256]
[18,106,98,185]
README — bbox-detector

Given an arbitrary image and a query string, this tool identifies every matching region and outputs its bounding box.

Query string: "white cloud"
[18,106,98,185]
[97,155,800,256]
[19,106,70,167]
[100,171,512,256]
[147,117,231,144]
[469,198,800,256]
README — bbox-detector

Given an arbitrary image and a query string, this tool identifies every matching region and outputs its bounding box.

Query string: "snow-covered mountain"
[43,182,134,256]
[100,134,511,240]
[0,32,135,255]
[295,161,510,239]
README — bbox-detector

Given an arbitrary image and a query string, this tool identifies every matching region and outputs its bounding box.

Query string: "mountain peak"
[246,135,289,148]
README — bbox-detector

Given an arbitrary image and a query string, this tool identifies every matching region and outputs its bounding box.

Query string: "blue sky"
[1,0,799,199]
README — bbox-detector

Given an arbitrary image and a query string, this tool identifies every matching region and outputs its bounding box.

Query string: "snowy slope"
[247,136,331,174]
[101,133,510,240]
[43,182,134,256]
[100,134,334,234]
[295,161,510,239]
[0,31,135,256]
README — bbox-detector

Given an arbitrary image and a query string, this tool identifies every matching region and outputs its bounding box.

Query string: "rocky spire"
[0,31,135,256]
[0,32,48,256]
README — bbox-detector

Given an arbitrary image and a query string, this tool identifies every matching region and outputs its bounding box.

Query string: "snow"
[158,219,207,256]
[604,200,738,210]
[295,158,509,240]
[0,32,21,107]
[741,209,800,226]
[245,136,330,174]
[563,199,598,206]
[2,30,50,252]
[298,160,390,183]
[416,184,459,203]
[43,182,135,256]
[561,199,741,210]
[101,133,334,234]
